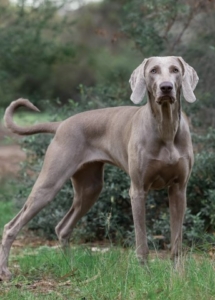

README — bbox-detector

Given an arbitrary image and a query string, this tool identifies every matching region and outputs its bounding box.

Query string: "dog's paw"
[0,267,12,282]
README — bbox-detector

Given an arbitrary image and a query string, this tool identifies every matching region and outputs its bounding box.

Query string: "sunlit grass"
[1,246,215,299]
[13,111,51,127]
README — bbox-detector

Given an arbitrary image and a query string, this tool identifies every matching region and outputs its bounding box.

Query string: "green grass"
[0,201,14,237]
[0,109,51,145]
[0,184,19,237]
[1,246,215,299]
[0,105,52,126]
[13,111,51,126]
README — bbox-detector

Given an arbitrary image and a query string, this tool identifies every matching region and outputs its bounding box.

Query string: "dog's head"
[129,56,199,105]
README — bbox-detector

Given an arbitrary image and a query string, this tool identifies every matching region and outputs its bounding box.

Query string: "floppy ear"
[129,59,148,104]
[178,57,199,103]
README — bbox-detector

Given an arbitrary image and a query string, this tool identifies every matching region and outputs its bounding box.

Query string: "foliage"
[0,0,76,106]
[0,0,215,108]
[187,151,215,231]
[0,0,141,107]
[115,0,211,55]
[107,0,215,111]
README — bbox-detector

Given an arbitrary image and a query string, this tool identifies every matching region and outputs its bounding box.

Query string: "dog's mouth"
[156,96,175,105]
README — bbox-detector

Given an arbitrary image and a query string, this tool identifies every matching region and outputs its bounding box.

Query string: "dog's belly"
[144,157,190,190]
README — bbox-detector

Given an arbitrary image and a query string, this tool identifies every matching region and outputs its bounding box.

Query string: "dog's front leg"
[168,184,187,262]
[129,183,149,264]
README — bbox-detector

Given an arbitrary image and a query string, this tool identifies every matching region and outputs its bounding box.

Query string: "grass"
[0,194,215,299]
[13,111,52,126]
[0,245,215,299]
[0,201,14,237]
[0,108,52,146]
[0,102,51,125]
[0,200,15,239]
[0,184,19,237]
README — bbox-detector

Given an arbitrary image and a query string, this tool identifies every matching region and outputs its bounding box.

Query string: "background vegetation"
[0,0,215,249]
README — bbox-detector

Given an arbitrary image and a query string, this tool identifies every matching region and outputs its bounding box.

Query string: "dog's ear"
[129,59,148,104]
[177,57,199,103]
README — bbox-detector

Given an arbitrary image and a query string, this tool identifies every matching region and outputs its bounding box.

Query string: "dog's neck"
[147,91,181,143]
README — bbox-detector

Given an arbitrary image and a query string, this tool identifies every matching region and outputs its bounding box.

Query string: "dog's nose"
[160,82,173,93]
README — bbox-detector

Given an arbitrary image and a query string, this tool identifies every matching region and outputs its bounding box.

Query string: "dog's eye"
[151,68,157,74]
[173,68,179,73]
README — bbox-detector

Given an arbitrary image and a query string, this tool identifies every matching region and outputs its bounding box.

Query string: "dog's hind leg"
[0,140,81,281]
[55,162,104,248]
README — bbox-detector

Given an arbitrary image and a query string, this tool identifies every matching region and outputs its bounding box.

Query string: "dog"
[0,56,198,280]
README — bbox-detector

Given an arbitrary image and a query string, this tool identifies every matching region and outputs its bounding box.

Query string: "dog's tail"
[4,98,61,136]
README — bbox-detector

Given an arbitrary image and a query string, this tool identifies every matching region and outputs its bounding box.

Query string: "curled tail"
[4,98,61,135]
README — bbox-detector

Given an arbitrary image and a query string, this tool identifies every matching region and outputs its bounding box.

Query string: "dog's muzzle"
[156,81,175,105]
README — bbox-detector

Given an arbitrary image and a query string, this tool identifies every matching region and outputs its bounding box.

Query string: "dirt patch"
[12,231,59,249]
[0,145,26,179]
[0,124,26,180]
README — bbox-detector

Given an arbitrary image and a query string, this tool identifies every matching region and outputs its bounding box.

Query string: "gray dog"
[0,56,198,280]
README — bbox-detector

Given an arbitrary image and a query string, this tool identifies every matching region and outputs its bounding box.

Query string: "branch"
[169,0,203,52]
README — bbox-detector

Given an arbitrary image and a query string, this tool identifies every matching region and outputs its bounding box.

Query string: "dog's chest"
[143,145,190,190]
[155,143,182,164]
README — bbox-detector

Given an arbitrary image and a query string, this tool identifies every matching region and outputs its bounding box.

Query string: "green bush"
[0,1,76,106]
